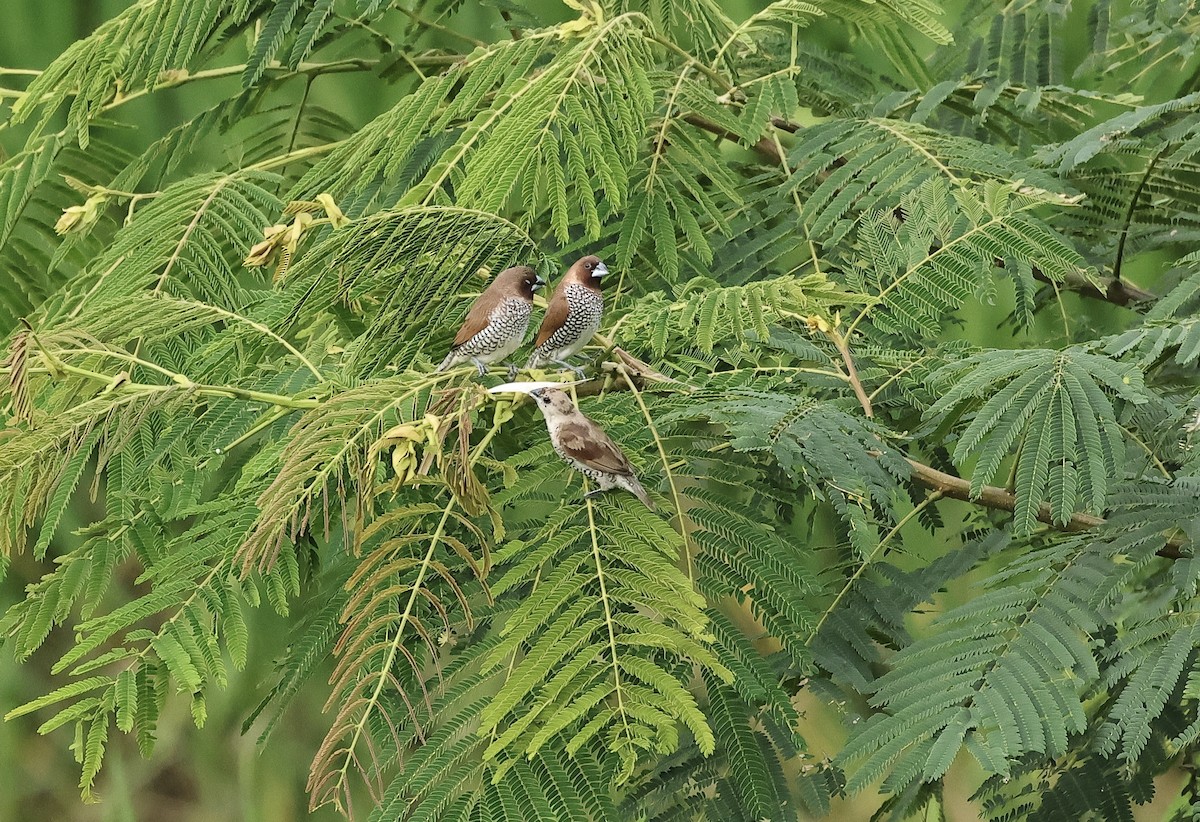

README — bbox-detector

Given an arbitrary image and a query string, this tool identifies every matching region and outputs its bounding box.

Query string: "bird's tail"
[436,351,459,372]
[624,476,656,511]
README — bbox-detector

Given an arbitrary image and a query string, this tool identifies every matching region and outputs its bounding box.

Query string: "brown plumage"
[530,387,655,509]
[526,255,608,374]
[438,266,545,375]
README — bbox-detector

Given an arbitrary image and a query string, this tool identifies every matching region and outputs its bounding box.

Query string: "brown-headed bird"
[529,387,655,509]
[526,255,608,375]
[437,266,546,375]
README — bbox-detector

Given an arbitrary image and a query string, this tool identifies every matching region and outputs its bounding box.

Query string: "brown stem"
[827,326,873,418]
[1032,267,1156,306]
[905,458,1185,559]
[682,113,785,165]
[561,357,1187,560]
[1113,146,1168,285]
[498,8,523,41]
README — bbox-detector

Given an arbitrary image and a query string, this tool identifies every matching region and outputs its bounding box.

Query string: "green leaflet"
[926,348,1149,531]
[480,496,728,775]
[618,272,868,358]
[3,0,1200,818]
[839,538,1105,793]
[848,179,1087,339]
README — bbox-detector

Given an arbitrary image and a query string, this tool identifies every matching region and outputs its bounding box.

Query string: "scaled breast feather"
[533,289,571,348]
[452,291,501,347]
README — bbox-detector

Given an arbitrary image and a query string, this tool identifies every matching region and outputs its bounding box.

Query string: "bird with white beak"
[526,255,609,375]
[489,381,655,509]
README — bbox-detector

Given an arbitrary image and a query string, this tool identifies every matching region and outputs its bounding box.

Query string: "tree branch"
[1033,267,1156,307]
[682,113,785,164]
[827,324,873,418]
[827,324,1183,559]
[905,458,1185,559]
[572,354,1189,560]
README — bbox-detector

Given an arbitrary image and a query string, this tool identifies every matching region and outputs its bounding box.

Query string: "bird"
[437,265,546,375]
[526,255,608,375]
[528,386,655,509]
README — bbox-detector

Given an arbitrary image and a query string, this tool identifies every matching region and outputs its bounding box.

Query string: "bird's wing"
[533,285,570,349]
[452,290,501,347]
[557,418,635,475]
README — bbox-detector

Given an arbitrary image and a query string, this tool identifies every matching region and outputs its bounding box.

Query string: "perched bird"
[529,387,655,509]
[526,255,608,374]
[438,266,546,375]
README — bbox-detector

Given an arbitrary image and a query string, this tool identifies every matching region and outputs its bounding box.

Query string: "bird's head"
[568,255,608,288]
[487,382,587,417]
[496,265,546,300]
[529,387,575,416]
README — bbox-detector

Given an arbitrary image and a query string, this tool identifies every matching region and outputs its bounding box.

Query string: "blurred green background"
[0,2,1174,820]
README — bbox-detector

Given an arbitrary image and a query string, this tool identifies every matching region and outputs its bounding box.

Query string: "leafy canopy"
[1,0,1199,820]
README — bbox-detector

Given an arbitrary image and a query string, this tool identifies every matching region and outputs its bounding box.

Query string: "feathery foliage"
[2,0,1200,819]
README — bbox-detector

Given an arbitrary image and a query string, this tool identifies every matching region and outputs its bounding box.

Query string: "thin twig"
[1113,144,1167,284]
[246,141,342,172]
[807,491,943,644]
[585,489,632,736]
[159,296,326,383]
[24,330,320,410]
[904,458,1186,559]
[827,325,873,418]
[396,5,486,47]
[619,367,693,582]
[216,406,292,454]
[682,113,784,164]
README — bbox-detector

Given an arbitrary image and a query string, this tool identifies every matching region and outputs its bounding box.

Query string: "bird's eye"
[585,262,593,270]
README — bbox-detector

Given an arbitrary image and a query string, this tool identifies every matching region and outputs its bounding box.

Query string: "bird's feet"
[505,361,520,380]
[553,359,587,378]
[471,358,488,377]
[583,488,607,500]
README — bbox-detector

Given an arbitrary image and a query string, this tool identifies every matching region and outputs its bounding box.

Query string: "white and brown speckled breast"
[534,283,602,361]
[456,298,531,361]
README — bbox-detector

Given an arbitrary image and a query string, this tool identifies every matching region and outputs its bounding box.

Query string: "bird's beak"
[593,262,609,279]
[533,275,547,291]
[488,380,589,396]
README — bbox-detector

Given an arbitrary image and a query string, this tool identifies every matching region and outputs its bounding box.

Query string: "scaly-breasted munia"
[437,265,546,375]
[526,255,608,374]
[529,387,655,509]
